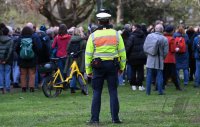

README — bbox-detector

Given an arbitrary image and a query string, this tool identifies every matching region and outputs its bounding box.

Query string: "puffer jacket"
[126,29,146,65]
[0,35,14,65]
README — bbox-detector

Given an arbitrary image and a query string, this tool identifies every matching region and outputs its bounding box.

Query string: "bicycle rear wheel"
[78,75,88,95]
[42,75,62,98]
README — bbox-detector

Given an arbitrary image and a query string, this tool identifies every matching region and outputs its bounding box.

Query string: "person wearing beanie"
[163,25,182,91]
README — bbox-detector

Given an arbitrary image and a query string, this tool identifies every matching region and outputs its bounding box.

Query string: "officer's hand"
[87,73,93,78]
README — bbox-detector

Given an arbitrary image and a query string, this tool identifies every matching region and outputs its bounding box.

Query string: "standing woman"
[0,23,14,94]
[52,24,71,77]
[16,26,39,92]
[173,25,190,87]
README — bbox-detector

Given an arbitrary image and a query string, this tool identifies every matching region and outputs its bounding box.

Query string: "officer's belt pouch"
[113,57,120,69]
[91,58,102,69]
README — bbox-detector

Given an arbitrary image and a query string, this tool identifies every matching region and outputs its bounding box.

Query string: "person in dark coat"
[0,23,14,94]
[186,26,196,81]
[16,26,39,92]
[126,24,146,91]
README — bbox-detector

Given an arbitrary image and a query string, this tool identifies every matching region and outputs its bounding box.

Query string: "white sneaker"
[139,86,145,91]
[132,85,137,91]
[123,80,125,83]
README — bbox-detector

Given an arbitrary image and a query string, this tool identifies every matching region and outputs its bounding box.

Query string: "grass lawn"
[0,82,200,127]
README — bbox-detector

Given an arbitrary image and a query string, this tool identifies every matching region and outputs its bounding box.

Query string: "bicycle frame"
[51,59,86,89]
[52,68,65,88]
[66,60,86,84]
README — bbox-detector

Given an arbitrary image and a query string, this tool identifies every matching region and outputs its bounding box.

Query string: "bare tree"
[37,0,95,27]
[116,0,123,24]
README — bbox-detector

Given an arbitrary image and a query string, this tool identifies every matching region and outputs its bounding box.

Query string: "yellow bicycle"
[41,51,88,98]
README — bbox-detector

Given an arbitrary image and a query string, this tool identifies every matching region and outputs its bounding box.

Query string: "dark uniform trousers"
[91,60,119,122]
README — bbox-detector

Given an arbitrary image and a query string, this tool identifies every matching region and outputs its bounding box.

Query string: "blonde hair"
[74,27,85,38]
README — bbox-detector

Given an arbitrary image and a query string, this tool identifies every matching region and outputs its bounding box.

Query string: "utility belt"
[91,57,120,69]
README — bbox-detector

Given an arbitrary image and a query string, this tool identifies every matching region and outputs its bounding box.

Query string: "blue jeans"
[123,64,132,82]
[70,75,77,88]
[176,68,189,86]
[118,72,124,85]
[146,68,163,95]
[58,57,67,77]
[91,60,119,122]
[195,59,200,87]
[0,64,11,90]
[12,61,20,83]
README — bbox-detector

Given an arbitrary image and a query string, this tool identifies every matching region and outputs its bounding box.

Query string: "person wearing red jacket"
[52,24,71,77]
[163,25,182,91]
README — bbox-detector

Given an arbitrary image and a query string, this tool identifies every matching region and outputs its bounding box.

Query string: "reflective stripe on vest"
[91,31,119,58]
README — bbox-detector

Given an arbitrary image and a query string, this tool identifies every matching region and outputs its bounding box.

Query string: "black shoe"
[1,88,5,94]
[13,83,20,88]
[112,120,122,124]
[86,120,99,125]
[22,87,27,92]
[176,87,182,91]
[158,93,165,95]
[81,90,88,95]
[70,88,76,93]
[30,87,35,92]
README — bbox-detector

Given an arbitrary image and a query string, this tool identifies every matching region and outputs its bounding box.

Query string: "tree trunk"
[39,0,95,27]
[116,0,123,24]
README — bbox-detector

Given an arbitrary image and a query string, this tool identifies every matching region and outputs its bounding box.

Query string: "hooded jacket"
[126,29,146,65]
[52,34,71,58]
[0,35,14,65]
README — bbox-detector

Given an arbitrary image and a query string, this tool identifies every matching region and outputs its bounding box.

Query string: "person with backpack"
[173,25,189,87]
[163,25,182,91]
[143,24,168,95]
[64,27,87,94]
[126,24,146,91]
[0,23,14,94]
[193,35,200,88]
[16,26,39,92]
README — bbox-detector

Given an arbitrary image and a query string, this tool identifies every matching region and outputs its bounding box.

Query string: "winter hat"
[165,25,174,33]
[40,25,47,32]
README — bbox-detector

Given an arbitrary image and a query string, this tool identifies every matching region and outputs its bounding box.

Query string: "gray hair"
[155,24,164,32]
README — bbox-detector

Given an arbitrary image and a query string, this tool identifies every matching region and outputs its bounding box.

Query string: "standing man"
[85,9,126,124]
[143,24,168,95]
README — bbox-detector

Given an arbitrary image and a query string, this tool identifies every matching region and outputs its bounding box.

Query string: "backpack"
[143,33,159,56]
[19,38,35,59]
[67,40,81,55]
[168,37,176,53]
[174,36,186,54]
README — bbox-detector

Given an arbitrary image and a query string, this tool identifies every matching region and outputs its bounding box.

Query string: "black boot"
[70,88,76,94]
[22,87,26,92]
[1,88,5,94]
[13,83,20,88]
[30,87,35,92]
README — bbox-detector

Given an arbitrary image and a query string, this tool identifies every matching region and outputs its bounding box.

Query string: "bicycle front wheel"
[42,75,62,98]
[78,75,88,95]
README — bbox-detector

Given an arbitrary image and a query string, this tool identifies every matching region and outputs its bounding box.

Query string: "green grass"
[0,82,200,127]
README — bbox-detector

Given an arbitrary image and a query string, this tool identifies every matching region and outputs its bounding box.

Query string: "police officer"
[85,9,126,124]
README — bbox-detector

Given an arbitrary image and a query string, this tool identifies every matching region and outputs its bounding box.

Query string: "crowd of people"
[0,19,200,95]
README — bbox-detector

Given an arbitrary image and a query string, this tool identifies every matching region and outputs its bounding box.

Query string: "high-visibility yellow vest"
[85,28,126,74]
